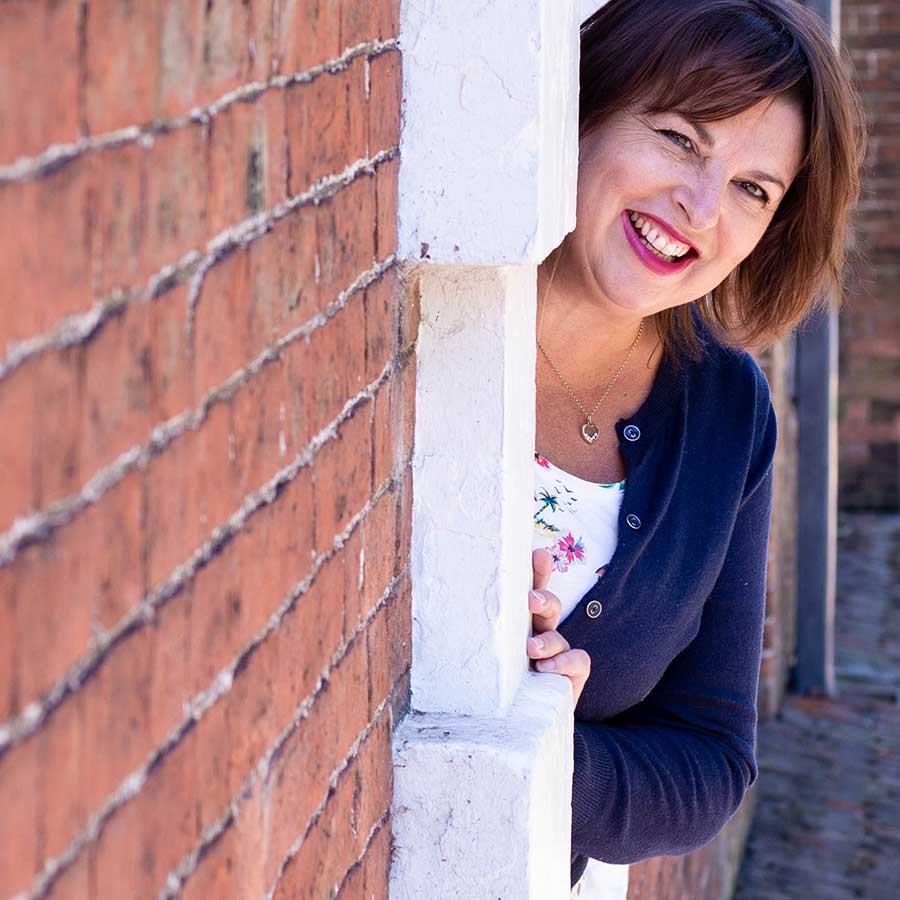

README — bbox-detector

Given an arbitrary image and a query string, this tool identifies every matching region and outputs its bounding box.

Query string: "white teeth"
[628,210,690,259]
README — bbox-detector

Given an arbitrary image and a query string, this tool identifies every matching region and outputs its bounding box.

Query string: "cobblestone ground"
[734,512,900,900]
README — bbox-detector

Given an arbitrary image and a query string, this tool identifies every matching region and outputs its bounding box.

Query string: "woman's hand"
[528,547,592,706]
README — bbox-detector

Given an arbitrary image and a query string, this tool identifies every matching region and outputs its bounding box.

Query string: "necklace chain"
[537,246,645,443]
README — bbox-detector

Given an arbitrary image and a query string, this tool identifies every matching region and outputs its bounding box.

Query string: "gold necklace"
[537,247,645,445]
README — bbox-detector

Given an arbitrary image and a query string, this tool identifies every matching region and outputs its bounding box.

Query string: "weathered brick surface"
[0,2,407,897]
[839,0,900,510]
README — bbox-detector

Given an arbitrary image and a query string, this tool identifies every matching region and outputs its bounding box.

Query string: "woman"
[525,0,867,892]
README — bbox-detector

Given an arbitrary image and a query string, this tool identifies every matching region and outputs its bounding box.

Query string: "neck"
[536,246,662,382]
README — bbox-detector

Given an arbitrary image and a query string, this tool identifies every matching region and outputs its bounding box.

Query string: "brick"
[377,0,401,40]
[228,356,292,497]
[207,88,287,237]
[284,56,368,195]
[284,292,367,447]
[81,614,369,898]
[340,0,378,49]
[0,160,93,352]
[9,472,144,716]
[315,173,377,303]
[191,247,253,399]
[187,466,315,693]
[84,0,162,134]
[372,374,394,491]
[338,818,391,899]
[267,201,322,326]
[0,707,41,898]
[350,712,393,849]
[148,282,195,421]
[142,432,206,592]
[311,397,374,553]
[388,572,412,685]
[364,268,398,383]
[0,356,38,534]
[80,300,153,475]
[279,0,342,73]
[87,712,201,899]
[179,819,242,900]
[0,568,14,721]
[376,155,399,258]
[248,0,282,83]
[270,752,359,900]
[194,2,255,107]
[368,49,401,155]
[271,712,392,899]
[156,1,206,119]
[32,346,86,517]
[0,0,81,164]
[358,486,398,636]
[366,601,391,718]
[396,463,414,566]
[0,695,85,898]
[142,122,210,277]
[88,141,147,298]
[263,633,371,883]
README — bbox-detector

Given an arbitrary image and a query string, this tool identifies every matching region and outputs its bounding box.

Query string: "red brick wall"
[0,2,412,897]
[839,0,900,510]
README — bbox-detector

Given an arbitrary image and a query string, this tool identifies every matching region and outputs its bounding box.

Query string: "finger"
[526,629,570,660]
[532,547,553,592]
[529,589,561,633]
[533,648,591,678]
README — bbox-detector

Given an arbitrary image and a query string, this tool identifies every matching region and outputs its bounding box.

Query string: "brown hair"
[580,0,868,363]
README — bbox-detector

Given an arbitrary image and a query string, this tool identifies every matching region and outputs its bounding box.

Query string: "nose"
[672,167,727,233]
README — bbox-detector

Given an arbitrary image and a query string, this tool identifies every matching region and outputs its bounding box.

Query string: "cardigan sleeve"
[570,395,777,865]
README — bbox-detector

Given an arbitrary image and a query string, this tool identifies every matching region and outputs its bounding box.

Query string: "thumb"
[532,547,553,591]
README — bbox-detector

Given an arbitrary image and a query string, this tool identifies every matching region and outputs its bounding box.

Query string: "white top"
[532,451,625,625]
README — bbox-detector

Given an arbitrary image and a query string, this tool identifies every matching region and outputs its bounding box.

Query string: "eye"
[659,129,696,152]
[739,181,770,204]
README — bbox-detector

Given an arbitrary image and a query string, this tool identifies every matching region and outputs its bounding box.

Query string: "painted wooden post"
[794,0,840,696]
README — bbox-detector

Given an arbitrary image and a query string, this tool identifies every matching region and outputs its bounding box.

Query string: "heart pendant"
[581,421,600,444]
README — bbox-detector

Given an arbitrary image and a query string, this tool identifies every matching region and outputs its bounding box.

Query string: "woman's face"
[568,95,806,318]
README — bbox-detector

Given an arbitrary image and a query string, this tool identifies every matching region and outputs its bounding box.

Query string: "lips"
[621,210,699,276]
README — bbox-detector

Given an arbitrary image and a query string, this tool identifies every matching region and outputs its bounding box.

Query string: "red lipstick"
[621,210,698,277]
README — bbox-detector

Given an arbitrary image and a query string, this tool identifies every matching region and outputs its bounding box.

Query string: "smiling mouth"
[625,210,699,263]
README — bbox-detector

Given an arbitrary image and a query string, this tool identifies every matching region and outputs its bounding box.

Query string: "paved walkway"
[734,513,900,900]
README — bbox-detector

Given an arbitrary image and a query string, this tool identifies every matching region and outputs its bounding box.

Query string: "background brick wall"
[0,2,411,897]
[839,0,900,511]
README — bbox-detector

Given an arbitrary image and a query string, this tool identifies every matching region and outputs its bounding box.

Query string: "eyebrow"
[681,116,788,192]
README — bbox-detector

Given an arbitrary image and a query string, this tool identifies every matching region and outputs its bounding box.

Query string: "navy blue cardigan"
[557,315,777,887]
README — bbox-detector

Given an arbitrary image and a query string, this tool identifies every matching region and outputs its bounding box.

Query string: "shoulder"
[686,310,773,419]
[684,315,777,497]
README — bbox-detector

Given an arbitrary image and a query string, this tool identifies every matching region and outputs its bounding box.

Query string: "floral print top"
[533,451,625,625]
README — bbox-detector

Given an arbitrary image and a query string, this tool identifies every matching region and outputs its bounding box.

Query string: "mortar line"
[0,146,398,382]
[0,349,412,750]
[0,38,399,183]
[332,810,393,898]
[0,249,398,565]
[16,538,408,900]
[166,696,395,900]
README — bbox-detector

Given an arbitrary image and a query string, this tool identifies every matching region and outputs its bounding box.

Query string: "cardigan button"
[623,424,641,441]
[626,513,642,530]
[586,599,603,618]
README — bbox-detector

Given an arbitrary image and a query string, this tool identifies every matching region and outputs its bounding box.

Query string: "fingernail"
[529,590,546,608]
[537,658,556,671]
[529,636,544,651]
